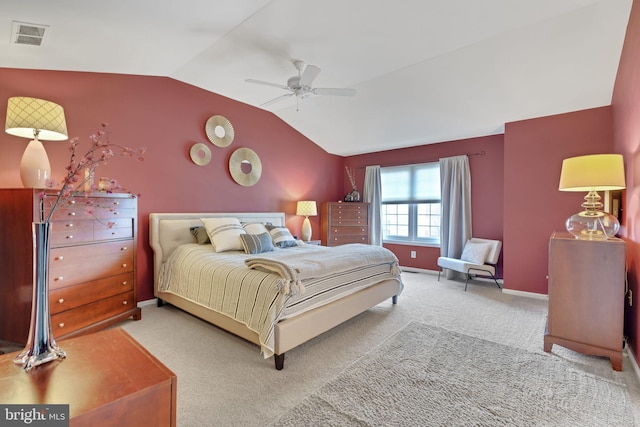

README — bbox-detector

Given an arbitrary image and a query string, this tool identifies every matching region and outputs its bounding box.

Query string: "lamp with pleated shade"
[296,201,317,241]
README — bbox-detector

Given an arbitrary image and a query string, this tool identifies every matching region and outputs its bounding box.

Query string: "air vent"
[11,21,48,46]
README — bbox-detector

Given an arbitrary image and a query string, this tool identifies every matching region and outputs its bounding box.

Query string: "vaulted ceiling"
[0,0,632,155]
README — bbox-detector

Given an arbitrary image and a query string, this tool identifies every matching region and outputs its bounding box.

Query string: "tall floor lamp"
[5,97,68,188]
[297,201,317,242]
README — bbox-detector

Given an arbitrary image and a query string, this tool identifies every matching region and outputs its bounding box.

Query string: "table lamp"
[558,154,625,240]
[5,96,68,188]
[297,201,317,241]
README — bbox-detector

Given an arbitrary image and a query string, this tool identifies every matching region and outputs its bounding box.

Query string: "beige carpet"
[273,322,635,426]
[121,272,640,427]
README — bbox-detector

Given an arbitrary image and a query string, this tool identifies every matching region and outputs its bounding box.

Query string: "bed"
[149,212,403,370]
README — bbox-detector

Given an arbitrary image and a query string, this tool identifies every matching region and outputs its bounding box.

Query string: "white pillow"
[265,225,298,248]
[243,222,270,235]
[460,241,491,265]
[200,217,246,252]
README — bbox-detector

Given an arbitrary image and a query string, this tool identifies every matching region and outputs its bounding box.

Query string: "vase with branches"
[14,123,145,371]
[345,166,360,202]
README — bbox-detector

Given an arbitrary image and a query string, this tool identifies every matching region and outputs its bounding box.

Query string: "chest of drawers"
[321,202,370,246]
[0,189,141,344]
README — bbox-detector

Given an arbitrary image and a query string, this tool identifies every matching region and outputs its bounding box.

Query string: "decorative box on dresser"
[544,232,625,371]
[0,188,141,345]
[321,202,370,246]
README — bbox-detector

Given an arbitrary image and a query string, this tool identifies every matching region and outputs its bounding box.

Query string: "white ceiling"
[0,0,632,156]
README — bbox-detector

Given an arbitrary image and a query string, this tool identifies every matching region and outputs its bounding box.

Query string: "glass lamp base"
[566,210,620,240]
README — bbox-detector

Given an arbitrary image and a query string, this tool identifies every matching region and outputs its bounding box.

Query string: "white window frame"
[381,162,441,246]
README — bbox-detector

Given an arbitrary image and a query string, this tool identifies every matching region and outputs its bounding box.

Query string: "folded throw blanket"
[245,243,401,295]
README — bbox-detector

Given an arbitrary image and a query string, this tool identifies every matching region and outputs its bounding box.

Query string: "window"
[381,163,440,245]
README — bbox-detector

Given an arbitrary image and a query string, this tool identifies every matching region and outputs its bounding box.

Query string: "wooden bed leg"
[274,353,285,370]
[157,298,164,307]
[392,295,398,304]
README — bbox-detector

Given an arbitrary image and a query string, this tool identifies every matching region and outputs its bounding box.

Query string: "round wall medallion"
[189,142,212,166]
[229,148,262,187]
[205,115,234,147]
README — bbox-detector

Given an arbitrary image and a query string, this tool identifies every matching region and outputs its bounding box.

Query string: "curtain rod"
[356,150,485,170]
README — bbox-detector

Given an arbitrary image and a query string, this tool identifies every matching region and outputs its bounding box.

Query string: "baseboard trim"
[138,298,158,307]
[626,343,640,384]
[501,288,548,301]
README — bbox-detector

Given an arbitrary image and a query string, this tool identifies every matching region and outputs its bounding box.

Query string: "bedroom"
[0,0,639,424]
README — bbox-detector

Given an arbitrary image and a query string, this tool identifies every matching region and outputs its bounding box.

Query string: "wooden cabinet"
[544,232,625,370]
[0,189,141,344]
[0,328,177,427]
[321,202,370,246]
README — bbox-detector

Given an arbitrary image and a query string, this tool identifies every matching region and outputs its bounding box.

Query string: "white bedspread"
[158,243,402,357]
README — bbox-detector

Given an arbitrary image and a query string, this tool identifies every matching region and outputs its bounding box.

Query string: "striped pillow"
[266,225,298,248]
[240,232,274,254]
[200,217,246,252]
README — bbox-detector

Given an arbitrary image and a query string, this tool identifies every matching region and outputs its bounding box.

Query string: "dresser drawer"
[328,234,370,245]
[93,197,137,210]
[51,291,135,337]
[50,272,134,315]
[50,220,94,246]
[94,219,134,241]
[49,240,134,289]
[329,216,368,226]
[329,226,369,236]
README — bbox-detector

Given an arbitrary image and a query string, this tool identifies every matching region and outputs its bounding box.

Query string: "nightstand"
[0,328,177,426]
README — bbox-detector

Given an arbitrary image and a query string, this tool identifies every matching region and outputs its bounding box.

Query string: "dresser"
[0,328,177,427]
[321,202,370,246]
[544,232,625,370]
[0,189,141,344]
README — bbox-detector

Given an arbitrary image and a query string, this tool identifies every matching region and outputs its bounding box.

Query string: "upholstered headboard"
[149,212,286,295]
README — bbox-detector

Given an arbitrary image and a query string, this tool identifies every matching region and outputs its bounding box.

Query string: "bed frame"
[149,212,401,370]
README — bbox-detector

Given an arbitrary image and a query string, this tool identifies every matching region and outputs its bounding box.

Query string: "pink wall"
[0,68,344,301]
[612,0,640,366]
[345,134,504,271]
[504,107,615,294]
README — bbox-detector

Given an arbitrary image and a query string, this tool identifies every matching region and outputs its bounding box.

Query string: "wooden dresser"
[544,232,625,370]
[0,328,177,427]
[0,189,141,344]
[321,202,370,246]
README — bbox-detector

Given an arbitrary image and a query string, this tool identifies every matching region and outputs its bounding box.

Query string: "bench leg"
[274,353,285,370]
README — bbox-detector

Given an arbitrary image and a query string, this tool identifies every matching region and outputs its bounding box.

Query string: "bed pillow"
[243,222,270,235]
[265,224,298,248]
[200,217,246,252]
[190,226,211,245]
[240,232,274,254]
[460,240,492,265]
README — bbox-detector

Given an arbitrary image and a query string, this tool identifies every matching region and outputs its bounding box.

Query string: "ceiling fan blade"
[261,93,294,107]
[312,88,357,97]
[299,65,321,87]
[245,78,290,91]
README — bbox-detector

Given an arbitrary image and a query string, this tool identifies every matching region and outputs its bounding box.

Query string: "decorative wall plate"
[190,142,212,166]
[229,148,262,186]
[205,115,234,147]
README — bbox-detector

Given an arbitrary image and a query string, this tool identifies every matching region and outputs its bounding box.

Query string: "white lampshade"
[296,201,317,217]
[5,97,68,188]
[558,154,626,240]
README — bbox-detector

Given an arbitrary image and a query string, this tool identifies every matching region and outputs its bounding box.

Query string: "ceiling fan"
[246,60,356,109]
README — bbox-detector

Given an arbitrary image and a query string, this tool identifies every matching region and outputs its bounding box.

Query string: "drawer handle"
[122,281,128,286]
[121,246,128,251]
[68,212,76,216]
[54,276,63,281]
[122,263,127,268]
[57,298,64,304]
[58,323,65,328]
[113,211,120,215]
[65,223,74,228]
[111,231,117,236]
[66,235,74,240]
[122,300,128,306]
[70,200,76,205]
[54,255,64,261]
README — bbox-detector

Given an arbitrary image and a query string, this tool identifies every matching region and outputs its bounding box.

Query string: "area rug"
[272,322,636,427]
